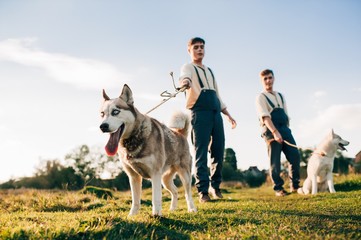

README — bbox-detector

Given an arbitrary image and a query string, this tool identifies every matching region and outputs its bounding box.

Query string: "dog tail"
[168,111,190,137]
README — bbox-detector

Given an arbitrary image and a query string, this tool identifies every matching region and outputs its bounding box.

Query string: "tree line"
[0,145,355,190]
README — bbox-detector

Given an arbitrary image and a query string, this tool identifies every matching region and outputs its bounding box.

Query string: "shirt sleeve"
[255,94,271,125]
[179,63,192,83]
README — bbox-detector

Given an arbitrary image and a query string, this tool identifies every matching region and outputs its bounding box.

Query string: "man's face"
[261,73,274,92]
[188,42,205,62]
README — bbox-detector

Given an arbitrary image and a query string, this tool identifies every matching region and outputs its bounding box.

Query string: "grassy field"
[1,174,361,240]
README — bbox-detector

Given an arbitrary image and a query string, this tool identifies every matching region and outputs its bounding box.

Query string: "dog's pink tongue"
[105,132,119,156]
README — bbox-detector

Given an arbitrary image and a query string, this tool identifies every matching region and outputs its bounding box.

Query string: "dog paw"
[297,188,304,195]
[152,210,162,216]
[188,207,197,213]
[128,208,139,216]
[303,190,310,195]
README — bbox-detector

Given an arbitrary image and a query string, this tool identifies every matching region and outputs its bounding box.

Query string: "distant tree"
[35,159,66,188]
[222,148,244,182]
[242,166,266,188]
[299,148,313,165]
[297,148,314,178]
[65,145,121,183]
[0,146,123,190]
[92,148,122,179]
[33,159,83,189]
[65,145,95,183]
[113,171,130,191]
[0,179,16,189]
[224,148,237,170]
[0,159,83,190]
[333,151,352,175]
[222,162,239,181]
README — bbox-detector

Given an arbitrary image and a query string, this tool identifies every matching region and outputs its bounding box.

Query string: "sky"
[0,0,360,183]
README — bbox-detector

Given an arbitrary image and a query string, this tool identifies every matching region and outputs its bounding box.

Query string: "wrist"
[272,129,278,134]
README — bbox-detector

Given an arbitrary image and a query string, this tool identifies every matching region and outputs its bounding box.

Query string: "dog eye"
[111,109,120,116]
[100,112,105,118]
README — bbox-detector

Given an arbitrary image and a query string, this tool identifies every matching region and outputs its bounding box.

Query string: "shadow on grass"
[335,179,361,192]
[268,210,361,234]
[268,209,361,222]
[9,216,203,240]
[125,199,153,207]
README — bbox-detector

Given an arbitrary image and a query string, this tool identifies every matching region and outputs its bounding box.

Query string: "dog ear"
[120,84,134,105]
[102,89,110,101]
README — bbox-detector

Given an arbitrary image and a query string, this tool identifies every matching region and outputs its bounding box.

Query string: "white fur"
[298,129,349,195]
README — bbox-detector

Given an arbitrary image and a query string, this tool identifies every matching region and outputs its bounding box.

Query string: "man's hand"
[221,109,237,129]
[181,79,191,89]
[228,116,237,129]
[273,130,283,143]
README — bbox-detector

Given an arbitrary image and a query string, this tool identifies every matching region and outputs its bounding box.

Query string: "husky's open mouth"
[338,143,348,151]
[105,124,125,156]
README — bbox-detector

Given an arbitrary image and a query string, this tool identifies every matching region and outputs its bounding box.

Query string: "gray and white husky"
[298,129,349,195]
[99,84,196,216]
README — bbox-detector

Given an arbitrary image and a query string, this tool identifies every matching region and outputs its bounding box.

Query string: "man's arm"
[221,108,237,129]
[179,64,193,89]
[262,116,283,143]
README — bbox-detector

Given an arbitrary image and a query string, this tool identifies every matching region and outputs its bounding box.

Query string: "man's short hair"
[188,37,205,47]
[260,69,274,77]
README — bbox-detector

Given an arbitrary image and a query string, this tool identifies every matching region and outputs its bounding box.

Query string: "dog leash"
[145,72,187,115]
[267,138,297,148]
[145,86,187,115]
[284,140,298,148]
[268,139,326,156]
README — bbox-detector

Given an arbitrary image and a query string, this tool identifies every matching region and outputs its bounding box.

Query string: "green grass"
[1,175,361,239]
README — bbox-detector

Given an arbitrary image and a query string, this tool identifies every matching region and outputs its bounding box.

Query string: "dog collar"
[313,150,327,157]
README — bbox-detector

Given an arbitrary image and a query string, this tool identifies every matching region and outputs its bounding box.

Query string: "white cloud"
[0,125,7,132]
[0,38,131,89]
[296,103,361,140]
[313,90,326,98]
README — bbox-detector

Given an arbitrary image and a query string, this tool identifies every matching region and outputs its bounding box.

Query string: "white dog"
[298,129,349,195]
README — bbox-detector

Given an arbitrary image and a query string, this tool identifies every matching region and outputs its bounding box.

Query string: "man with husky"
[255,69,301,197]
[179,37,237,203]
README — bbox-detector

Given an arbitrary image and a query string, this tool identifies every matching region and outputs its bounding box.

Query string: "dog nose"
[100,123,109,132]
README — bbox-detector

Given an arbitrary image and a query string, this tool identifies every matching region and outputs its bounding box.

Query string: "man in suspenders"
[255,69,301,196]
[179,37,237,203]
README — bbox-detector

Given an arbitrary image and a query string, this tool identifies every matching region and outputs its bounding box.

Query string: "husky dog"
[298,129,349,195]
[99,84,196,216]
